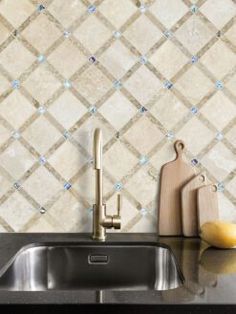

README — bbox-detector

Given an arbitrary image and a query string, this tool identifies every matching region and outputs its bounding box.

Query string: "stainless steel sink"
[0,242,184,291]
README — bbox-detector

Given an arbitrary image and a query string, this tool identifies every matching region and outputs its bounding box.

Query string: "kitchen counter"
[0,233,235,305]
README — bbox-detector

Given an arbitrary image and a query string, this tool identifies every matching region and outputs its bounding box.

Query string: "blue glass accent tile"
[40,207,46,214]
[140,208,147,216]
[139,155,149,165]
[216,132,224,141]
[64,182,72,190]
[38,106,46,114]
[216,31,221,38]
[87,207,94,214]
[63,130,71,139]
[13,182,21,190]
[191,55,198,64]
[164,30,173,38]
[89,55,96,63]
[37,4,45,12]
[139,106,148,114]
[114,182,123,191]
[190,106,198,115]
[13,30,18,37]
[191,158,199,166]
[37,54,45,63]
[64,80,72,89]
[113,31,121,39]
[190,5,198,13]
[139,4,147,13]
[39,156,46,165]
[164,80,173,89]
[12,80,20,89]
[63,30,71,38]
[217,182,224,192]
[113,80,122,90]
[89,106,97,114]
[12,131,20,139]
[88,5,96,13]
[116,132,120,139]
[166,131,174,140]
[140,55,148,64]
[216,80,224,90]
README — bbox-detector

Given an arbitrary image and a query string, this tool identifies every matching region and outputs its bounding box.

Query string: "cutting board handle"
[174,140,185,159]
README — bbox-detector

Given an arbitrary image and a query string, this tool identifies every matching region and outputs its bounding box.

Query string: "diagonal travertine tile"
[0,20,10,45]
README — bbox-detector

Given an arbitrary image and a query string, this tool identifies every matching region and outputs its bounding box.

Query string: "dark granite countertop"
[0,233,235,305]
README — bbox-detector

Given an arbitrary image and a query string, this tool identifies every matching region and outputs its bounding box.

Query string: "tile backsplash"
[0,0,235,232]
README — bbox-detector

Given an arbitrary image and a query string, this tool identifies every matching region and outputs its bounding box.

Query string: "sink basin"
[0,242,184,291]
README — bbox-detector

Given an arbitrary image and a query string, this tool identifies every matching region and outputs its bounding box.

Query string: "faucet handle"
[117,194,121,216]
[112,194,121,229]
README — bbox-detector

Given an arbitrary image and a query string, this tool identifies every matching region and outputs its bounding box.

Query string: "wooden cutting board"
[159,140,195,236]
[197,184,219,231]
[181,173,207,237]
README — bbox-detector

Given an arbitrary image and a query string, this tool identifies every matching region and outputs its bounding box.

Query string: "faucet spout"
[94,128,102,170]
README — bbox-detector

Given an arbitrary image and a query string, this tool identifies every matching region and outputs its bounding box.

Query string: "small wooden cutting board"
[181,173,207,237]
[197,184,219,231]
[159,140,195,236]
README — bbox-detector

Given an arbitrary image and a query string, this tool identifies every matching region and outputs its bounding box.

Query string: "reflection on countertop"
[0,233,236,304]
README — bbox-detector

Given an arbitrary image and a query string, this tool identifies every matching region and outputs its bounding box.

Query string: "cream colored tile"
[150,40,188,79]
[201,92,236,130]
[0,73,10,95]
[0,124,11,146]
[48,91,87,129]
[201,40,236,78]
[0,21,10,45]
[22,14,61,52]
[48,0,86,28]
[74,15,111,53]
[175,66,214,104]
[218,193,236,223]
[0,173,12,198]
[126,167,158,205]
[225,23,236,46]
[125,66,162,106]
[226,126,236,147]
[201,142,236,181]
[226,74,236,97]
[99,91,136,130]
[48,40,87,78]
[175,15,214,54]
[200,0,236,29]
[150,0,188,28]
[26,216,59,232]
[124,116,164,154]
[0,40,35,77]
[0,141,36,179]
[0,0,35,27]
[49,141,87,180]
[100,41,137,79]
[23,64,61,103]
[23,116,61,154]
[99,0,136,28]
[177,117,215,155]
[150,142,178,173]
[104,140,137,180]
[124,15,162,54]
[226,176,236,196]
[0,225,7,232]
[0,91,35,129]
[129,215,156,233]
[0,192,35,231]
[73,65,112,104]
[150,90,188,129]
[23,166,62,205]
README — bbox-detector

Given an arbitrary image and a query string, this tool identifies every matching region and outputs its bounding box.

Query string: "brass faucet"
[92,128,121,241]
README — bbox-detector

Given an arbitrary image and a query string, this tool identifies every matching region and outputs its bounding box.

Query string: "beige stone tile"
[175,66,214,104]
[177,117,215,155]
[99,91,136,130]
[226,176,236,197]
[73,65,112,104]
[23,116,61,154]
[124,15,162,54]
[126,167,158,206]
[48,40,87,78]
[49,141,87,180]
[0,124,11,146]
[99,41,137,79]
[124,116,164,155]
[0,141,36,179]
[74,15,111,53]
[150,40,188,79]
[201,92,236,130]
[0,173,12,198]
[0,225,7,232]
[150,90,188,129]
[226,74,236,97]
[175,15,214,54]
[26,216,59,232]
[0,91,35,129]
[201,142,236,181]
[150,0,188,28]
[0,0,35,27]
[22,14,62,52]
[99,0,136,28]
[48,0,86,28]
[225,23,236,46]
[0,20,10,45]
[217,193,236,223]
[0,192,36,231]
[200,0,236,29]
[23,166,62,205]
[0,73,10,95]
[0,40,35,77]
[125,66,162,105]
[48,91,87,129]
[201,40,236,78]
[104,140,137,181]
[23,64,61,103]
[129,215,156,233]
[226,126,236,147]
